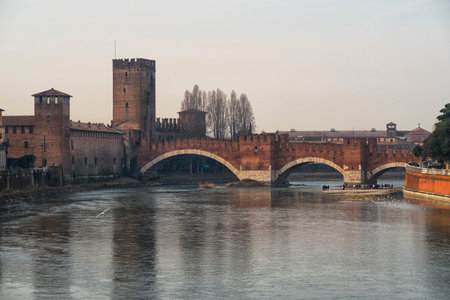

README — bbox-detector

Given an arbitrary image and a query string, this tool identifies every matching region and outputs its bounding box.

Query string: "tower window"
[30,127,33,134]
[123,88,126,93]
[55,98,58,104]
[126,102,128,109]
[125,72,128,78]
[94,157,98,166]
[21,126,25,134]
[47,114,50,121]
[24,141,28,149]
[47,98,50,104]
[71,139,74,150]
[5,126,8,134]
[84,157,88,166]
[39,96,43,103]
[113,157,116,165]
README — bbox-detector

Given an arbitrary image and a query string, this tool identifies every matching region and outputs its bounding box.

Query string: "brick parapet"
[113,58,155,71]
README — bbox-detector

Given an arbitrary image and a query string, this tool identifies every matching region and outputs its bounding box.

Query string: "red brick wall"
[70,130,124,178]
[4,125,35,159]
[405,167,450,196]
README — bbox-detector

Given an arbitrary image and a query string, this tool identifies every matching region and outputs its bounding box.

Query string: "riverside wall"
[404,165,450,202]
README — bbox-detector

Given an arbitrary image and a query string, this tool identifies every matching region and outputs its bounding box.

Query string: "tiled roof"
[70,121,119,133]
[32,88,72,97]
[114,120,141,131]
[405,127,431,136]
[386,122,396,126]
[3,116,35,126]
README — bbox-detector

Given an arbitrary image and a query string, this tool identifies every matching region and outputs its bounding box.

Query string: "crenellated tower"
[113,58,155,142]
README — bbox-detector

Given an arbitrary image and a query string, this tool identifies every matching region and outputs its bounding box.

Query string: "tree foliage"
[423,103,450,163]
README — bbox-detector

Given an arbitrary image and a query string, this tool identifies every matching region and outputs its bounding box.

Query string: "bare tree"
[238,93,255,135]
[228,90,240,140]
[207,89,228,139]
[181,84,207,111]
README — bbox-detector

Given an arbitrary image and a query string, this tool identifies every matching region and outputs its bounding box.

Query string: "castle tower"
[113,58,155,142]
[32,88,72,171]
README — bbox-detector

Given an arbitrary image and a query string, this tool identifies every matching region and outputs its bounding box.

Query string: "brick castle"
[0,58,206,182]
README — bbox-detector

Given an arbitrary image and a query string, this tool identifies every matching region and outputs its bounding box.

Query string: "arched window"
[125,72,128,78]
[126,102,128,109]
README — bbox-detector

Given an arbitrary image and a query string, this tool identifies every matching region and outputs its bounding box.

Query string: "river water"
[0,181,449,299]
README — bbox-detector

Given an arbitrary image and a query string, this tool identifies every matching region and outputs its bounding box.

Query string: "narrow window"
[113,157,116,165]
[43,159,47,167]
[21,126,25,134]
[94,157,98,166]
[39,96,43,103]
[47,114,50,121]
[5,126,8,134]
[13,127,16,134]
[47,98,50,104]
[24,141,28,149]
[123,88,126,93]
[84,157,87,166]
[55,98,58,104]
[29,127,33,134]
[72,156,74,165]
[126,102,128,109]
[125,72,128,78]
[43,137,47,153]
[71,140,74,150]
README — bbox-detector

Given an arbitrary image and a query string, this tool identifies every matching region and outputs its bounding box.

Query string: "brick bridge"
[136,133,418,185]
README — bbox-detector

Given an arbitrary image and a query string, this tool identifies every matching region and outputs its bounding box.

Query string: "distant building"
[280,122,430,145]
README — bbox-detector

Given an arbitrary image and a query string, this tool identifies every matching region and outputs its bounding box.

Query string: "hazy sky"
[1,0,449,132]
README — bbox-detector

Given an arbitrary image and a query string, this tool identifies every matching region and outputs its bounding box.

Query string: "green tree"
[412,144,423,158]
[423,103,450,163]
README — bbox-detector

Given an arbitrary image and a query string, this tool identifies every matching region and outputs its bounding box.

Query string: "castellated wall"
[70,129,124,179]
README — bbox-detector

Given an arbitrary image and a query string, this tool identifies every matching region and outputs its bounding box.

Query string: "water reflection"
[0,185,448,299]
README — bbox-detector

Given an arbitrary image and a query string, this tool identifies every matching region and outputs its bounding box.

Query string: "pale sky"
[1,0,449,132]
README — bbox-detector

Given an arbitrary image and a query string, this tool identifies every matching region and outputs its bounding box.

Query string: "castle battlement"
[113,58,155,70]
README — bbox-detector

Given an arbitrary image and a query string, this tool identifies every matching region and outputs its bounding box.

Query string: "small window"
[30,127,33,134]
[5,126,8,134]
[71,139,74,150]
[47,98,50,104]
[125,72,128,78]
[84,157,88,166]
[24,141,28,149]
[123,88,126,93]
[43,159,47,167]
[47,114,50,121]
[113,157,116,165]
[94,157,98,166]
[13,127,16,134]
[72,156,74,164]
[55,98,58,104]
[39,96,43,103]
[126,102,128,109]
[21,126,25,134]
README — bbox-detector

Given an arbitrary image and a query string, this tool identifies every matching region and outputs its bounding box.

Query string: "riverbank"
[0,177,151,203]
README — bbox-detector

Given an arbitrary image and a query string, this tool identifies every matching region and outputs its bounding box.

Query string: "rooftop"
[32,88,72,98]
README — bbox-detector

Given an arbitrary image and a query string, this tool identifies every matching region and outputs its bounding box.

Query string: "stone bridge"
[135,133,418,185]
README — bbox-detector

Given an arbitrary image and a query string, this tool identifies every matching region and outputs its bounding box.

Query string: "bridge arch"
[367,162,406,183]
[140,149,241,180]
[276,157,344,183]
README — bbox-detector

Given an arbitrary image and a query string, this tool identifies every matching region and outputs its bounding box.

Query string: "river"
[0,180,449,299]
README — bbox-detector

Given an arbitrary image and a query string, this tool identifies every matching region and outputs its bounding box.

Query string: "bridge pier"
[343,170,367,186]
[238,170,277,184]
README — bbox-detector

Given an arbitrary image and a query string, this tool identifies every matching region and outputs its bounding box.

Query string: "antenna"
[114,40,117,59]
